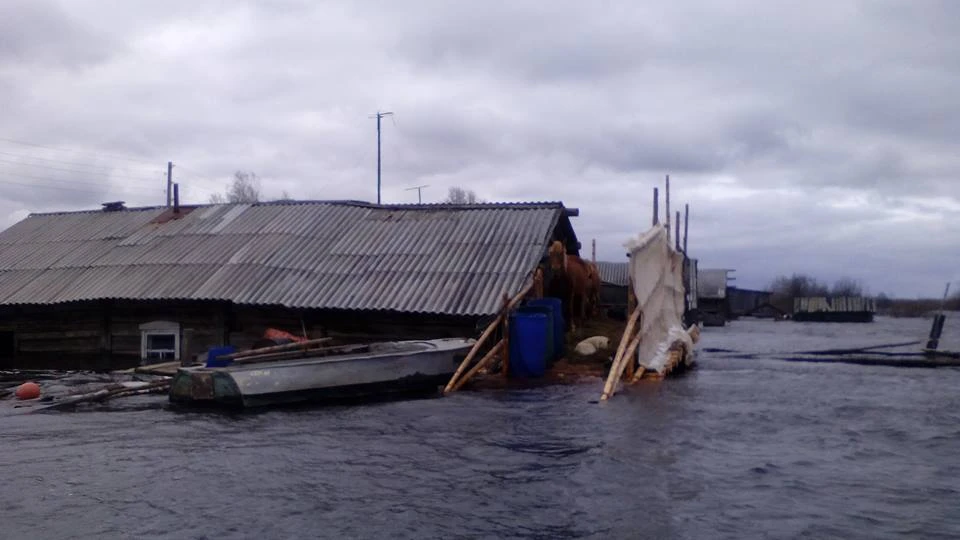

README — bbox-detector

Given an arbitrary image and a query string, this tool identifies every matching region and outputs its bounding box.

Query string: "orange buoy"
[15,382,41,400]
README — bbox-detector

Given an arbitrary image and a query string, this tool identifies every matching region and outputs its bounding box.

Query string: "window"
[139,321,180,362]
[145,333,177,360]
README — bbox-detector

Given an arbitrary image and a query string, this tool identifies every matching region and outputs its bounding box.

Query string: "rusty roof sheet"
[0,201,571,316]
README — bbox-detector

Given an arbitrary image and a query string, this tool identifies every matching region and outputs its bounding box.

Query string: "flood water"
[3,316,960,539]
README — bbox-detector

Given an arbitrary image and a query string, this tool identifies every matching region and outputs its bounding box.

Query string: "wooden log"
[611,305,642,374]
[652,187,659,226]
[450,340,505,392]
[601,329,642,401]
[444,315,504,394]
[501,293,511,379]
[224,337,333,360]
[31,380,171,413]
[230,343,370,365]
[443,279,534,394]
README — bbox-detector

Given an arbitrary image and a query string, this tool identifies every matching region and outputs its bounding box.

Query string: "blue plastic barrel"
[509,312,549,378]
[205,345,236,368]
[526,297,565,360]
[518,305,555,364]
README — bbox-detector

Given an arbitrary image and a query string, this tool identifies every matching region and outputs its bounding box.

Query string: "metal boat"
[169,338,474,408]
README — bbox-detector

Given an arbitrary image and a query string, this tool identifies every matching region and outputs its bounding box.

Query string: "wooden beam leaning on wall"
[600,306,642,401]
[443,277,535,394]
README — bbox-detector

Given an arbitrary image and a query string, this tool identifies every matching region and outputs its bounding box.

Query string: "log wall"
[0,300,480,370]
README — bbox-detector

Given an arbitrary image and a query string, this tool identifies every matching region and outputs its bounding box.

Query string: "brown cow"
[547,241,592,332]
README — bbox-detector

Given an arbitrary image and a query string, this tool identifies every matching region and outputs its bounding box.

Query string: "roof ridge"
[26,199,568,217]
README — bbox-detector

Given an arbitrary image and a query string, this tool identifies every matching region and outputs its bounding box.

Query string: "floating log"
[29,379,171,413]
[133,360,184,376]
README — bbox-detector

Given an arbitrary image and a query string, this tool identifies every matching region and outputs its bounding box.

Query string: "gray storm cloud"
[0,0,956,296]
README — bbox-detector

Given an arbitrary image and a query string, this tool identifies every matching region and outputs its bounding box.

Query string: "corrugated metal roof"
[0,201,571,316]
[596,261,629,287]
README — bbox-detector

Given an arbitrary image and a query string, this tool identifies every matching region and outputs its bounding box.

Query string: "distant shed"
[0,200,580,369]
[696,268,732,326]
[793,296,875,323]
[727,287,773,318]
[595,261,629,309]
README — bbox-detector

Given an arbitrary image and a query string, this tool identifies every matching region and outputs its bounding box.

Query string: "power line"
[0,149,158,174]
[0,156,162,182]
[0,136,157,164]
[174,164,223,186]
[0,167,161,189]
[0,174,151,195]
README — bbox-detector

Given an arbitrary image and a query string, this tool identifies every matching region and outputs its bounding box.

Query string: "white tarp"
[623,224,692,375]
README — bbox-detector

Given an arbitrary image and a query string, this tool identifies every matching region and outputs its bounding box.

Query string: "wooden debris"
[450,340,505,392]
[444,279,533,394]
[600,329,642,401]
[28,379,171,413]
[226,337,333,360]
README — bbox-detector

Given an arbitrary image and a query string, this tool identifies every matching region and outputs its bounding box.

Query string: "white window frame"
[139,320,180,362]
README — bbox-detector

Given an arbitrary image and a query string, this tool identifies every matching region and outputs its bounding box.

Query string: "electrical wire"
[0,149,159,176]
[0,157,162,182]
[0,136,157,164]
[0,167,162,189]
[0,174,154,195]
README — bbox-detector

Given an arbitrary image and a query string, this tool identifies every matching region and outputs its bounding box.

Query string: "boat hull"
[169,338,473,408]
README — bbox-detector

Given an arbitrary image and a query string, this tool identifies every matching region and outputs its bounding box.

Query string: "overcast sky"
[0,0,957,297]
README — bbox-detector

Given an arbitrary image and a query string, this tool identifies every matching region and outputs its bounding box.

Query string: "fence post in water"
[926,314,946,351]
[652,187,659,226]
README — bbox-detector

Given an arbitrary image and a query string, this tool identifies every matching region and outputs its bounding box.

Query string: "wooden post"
[665,174,671,241]
[683,204,689,254]
[652,187,659,226]
[534,267,544,298]
[627,275,637,317]
[675,211,681,252]
[501,292,511,378]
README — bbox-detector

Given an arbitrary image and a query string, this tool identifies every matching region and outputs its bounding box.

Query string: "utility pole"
[370,111,393,204]
[166,161,174,207]
[405,184,429,203]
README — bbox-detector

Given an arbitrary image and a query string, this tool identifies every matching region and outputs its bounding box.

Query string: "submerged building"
[0,200,580,369]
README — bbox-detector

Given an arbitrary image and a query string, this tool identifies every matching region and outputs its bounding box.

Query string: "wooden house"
[0,200,580,369]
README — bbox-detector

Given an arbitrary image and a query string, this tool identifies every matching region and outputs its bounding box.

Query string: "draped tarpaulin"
[623,224,694,375]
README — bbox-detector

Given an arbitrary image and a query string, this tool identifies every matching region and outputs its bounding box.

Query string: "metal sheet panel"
[0,201,569,316]
[596,261,629,287]
[697,269,730,299]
